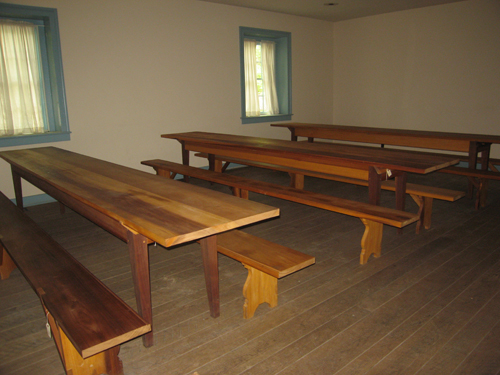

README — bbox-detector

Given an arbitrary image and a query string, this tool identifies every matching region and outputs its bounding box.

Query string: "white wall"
[333,0,500,156]
[3,0,499,200]
[0,0,334,198]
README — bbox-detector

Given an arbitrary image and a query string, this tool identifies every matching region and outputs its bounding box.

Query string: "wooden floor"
[1,167,500,375]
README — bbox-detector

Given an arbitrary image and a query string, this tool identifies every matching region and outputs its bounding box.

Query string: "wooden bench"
[141,159,419,265]
[190,153,464,231]
[283,128,499,209]
[0,192,150,375]
[439,157,500,209]
[203,230,315,318]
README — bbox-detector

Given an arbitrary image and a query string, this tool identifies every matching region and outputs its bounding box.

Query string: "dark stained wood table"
[271,122,500,202]
[0,147,279,347]
[161,132,460,213]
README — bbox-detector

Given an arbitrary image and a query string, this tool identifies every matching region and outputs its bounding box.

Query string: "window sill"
[241,114,292,124]
[0,131,71,148]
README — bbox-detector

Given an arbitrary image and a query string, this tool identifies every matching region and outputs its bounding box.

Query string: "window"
[239,27,292,124]
[0,3,70,147]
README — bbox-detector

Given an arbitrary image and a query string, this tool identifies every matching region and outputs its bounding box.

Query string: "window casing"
[239,27,292,124]
[0,3,70,147]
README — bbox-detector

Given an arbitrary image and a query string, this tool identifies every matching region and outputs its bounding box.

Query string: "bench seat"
[205,230,315,318]
[0,192,150,375]
[191,152,464,231]
[142,159,419,264]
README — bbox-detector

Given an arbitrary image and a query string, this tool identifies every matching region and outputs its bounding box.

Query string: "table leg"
[208,153,216,171]
[393,171,407,213]
[200,235,220,318]
[468,142,479,199]
[468,142,492,208]
[127,230,153,347]
[181,141,190,166]
[478,143,491,208]
[368,166,384,206]
[11,168,23,210]
[393,171,407,234]
[181,141,190,182]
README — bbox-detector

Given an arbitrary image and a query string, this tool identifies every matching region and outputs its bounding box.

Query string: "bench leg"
[0,244,17,280]
[359,219,383,265]
[478,178,488,209]
[289,173,304,189]
[242,265,278,319]
[154,167,177,180]
[213,159,223,173]
[410,195,433,233]
[467,177,488,209]
[232,187,249,199]
[44,308,124,375]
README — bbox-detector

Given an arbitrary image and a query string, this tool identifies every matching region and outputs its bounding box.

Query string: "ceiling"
[197,0,467,22]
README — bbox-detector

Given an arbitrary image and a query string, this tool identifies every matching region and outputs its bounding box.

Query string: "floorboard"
[1,167,499,375]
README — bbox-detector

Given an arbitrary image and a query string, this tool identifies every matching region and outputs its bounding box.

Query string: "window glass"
[0,3,70,147]
[239,27,292,124]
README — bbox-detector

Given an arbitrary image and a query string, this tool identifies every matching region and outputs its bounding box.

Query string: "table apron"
[291,129,472,153]
[184,143,371,180]
[11,165,136,244]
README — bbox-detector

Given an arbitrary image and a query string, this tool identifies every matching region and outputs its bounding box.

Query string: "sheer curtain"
[243,38,260,117]
[0,20,45,136]
[261,40,279,115]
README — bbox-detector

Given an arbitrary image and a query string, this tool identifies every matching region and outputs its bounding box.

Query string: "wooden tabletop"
[161,131,460,175]
[0,147,280,247]
[271,122,500,152]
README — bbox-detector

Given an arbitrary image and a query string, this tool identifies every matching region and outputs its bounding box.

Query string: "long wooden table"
[161,132,460,213]
[0,147,279,347]
[271,122,500,204]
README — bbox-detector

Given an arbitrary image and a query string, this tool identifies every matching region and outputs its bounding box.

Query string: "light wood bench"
[141,159,419,265]
[203,230,315,318]
[190,153,464,232]
[0,192,150,375]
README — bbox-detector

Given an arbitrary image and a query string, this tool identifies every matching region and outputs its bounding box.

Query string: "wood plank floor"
[1,167,500,375]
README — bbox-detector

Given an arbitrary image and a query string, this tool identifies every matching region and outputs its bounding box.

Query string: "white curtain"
[243,38,260,117]
[0,20,45,136]
[261,40,279,115]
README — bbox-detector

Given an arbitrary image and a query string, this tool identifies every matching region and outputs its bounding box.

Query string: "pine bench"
[141,159,419,264]
[190,153,464,232]
[0,192,150,375]
[202,230,315,318]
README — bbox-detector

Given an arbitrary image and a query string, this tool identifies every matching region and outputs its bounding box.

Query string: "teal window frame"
[239,27,292,124]
[0,2,70,147]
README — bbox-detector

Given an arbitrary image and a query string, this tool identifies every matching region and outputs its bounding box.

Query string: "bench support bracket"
[0,244,17,280]
[360,219,383,264]
[243,265,278,319]
[410,195,432,234]
[43,306,124,375]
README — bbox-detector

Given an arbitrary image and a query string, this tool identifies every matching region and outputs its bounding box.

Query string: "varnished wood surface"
[142,159,419,228]
[2,167,499,375]
[0,192,150,359]
[271,122,500,152]
[162,132,460,175]
[216,230,315,279]
[0,147,279,247]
